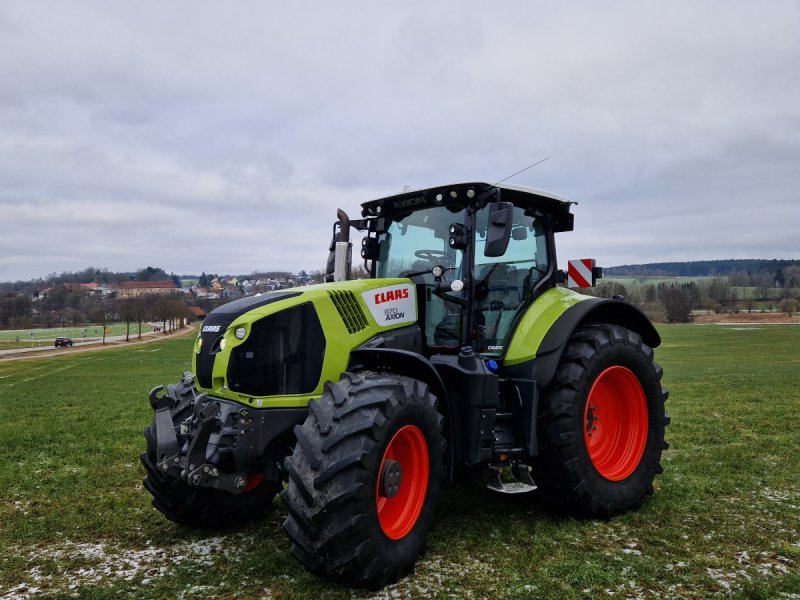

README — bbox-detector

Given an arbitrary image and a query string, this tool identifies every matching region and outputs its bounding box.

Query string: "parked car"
[54,337,73,348]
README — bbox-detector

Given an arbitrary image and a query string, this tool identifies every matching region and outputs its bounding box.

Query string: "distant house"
[32,288,52,301]
[64,282,94,290]
[188,306,207,321]
[115,281,178,298]
[89,286,115,297]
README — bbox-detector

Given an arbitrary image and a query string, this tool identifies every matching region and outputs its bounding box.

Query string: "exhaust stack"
[334,209,352,282]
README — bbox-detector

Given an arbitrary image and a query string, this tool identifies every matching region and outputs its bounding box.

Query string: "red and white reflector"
[567,258,596,288]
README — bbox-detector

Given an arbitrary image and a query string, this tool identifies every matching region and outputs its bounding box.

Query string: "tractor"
[141,182,669,588]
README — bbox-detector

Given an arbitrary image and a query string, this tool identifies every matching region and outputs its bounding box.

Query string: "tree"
[592,281,629,299]
[136,266,169,282]
[117,298,140,342]
[60,307,83,327]
[775,268,785,287]
[132,298,147,339]
[779,298,799,317]
[153,297,172,333]
[88,305,110,344]
[659,286,692,323]
[0,294,32,328]
[152,296,189,333]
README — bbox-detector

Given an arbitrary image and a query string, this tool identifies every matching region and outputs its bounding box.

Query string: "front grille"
[227,303,325,397]
[328,290,369,334]
[195,291,302,390]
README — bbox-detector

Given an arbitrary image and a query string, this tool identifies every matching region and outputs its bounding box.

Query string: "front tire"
[535,323,669,518]
[282,371,444,589]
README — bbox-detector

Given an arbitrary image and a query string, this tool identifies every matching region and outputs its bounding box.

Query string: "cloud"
[1,1,799,282]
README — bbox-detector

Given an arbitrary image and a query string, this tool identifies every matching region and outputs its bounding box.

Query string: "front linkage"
[141,372,308,526]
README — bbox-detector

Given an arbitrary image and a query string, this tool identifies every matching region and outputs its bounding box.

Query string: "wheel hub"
[379,459,402,498]
[585,404,598,436]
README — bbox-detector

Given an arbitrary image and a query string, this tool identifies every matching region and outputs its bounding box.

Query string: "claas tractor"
[141,182,669,588]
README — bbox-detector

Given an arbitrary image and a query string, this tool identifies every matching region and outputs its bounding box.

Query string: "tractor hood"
[193,279,418,408]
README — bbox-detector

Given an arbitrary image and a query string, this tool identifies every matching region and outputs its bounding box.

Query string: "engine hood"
[192,279,419,408]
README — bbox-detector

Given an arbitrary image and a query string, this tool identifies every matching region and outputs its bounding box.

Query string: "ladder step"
[486,464,538,495]
[487,479,538,494]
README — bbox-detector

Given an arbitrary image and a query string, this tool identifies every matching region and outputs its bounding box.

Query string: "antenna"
[491,157,550,187]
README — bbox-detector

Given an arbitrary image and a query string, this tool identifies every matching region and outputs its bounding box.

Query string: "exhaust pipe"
[333,209,352,282]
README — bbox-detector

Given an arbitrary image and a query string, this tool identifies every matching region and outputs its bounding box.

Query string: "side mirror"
[484,201,513,257]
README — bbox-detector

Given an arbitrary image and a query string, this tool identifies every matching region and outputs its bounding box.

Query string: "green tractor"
[142,182,668,588]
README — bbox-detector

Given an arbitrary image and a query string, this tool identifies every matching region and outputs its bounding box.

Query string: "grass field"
[0,326,798,599]
[0,323,155,343]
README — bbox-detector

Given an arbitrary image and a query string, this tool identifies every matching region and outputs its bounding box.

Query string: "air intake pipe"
[333,209,352,282]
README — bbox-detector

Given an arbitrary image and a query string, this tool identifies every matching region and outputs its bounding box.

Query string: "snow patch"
[0,536,238,599]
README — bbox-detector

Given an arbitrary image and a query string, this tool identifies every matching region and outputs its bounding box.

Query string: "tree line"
[604,259,800,278]
[591,266,800,322]
[0,287,195,340]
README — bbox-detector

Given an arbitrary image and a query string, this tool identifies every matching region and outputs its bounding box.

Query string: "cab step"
[486,463,538,494]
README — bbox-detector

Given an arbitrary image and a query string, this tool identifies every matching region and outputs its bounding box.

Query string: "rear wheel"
[282,371,444,589]
[140,380,280,528]
[535,323,669,517]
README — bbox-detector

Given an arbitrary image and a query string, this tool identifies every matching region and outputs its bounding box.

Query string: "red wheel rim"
[376,425,429,540]
[584,366,648,481]
[243,472,264,493]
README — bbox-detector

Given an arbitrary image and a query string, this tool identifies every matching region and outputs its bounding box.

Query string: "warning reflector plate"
[567,258,595,288]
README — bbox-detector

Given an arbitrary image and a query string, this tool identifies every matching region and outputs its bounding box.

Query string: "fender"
[347,348,455,485]
[531,298,660,389]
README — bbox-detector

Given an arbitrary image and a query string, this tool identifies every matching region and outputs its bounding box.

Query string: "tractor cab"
[335,182,575,356]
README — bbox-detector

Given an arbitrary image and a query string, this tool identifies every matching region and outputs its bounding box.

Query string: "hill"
[604,259,800,278]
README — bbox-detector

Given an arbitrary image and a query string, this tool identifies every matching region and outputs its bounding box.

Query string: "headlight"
[234,326,247,340]
[220,338,227,351]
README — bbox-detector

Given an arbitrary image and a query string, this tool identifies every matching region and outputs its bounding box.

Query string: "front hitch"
[146,374,308,495]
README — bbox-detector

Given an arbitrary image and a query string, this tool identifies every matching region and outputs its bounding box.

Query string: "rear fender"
[531,299,660,389]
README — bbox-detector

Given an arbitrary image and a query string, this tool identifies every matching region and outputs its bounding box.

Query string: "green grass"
[0,325,798,598]
[0,323,154,342]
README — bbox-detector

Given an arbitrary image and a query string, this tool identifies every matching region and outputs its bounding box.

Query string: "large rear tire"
[282,371,444,589]
[535,323,669,518]
[140,380,280,529]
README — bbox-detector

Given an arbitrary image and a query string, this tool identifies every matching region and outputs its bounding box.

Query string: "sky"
[1,1,799,282]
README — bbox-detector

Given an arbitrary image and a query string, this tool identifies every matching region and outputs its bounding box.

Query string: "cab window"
[473,205,548,352]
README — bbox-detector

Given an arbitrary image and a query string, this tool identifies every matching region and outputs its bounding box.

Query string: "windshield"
[376,205,466,279]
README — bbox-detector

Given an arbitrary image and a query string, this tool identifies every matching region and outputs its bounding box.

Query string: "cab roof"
[360,182,575,232]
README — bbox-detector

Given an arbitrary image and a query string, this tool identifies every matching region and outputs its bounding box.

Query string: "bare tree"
[659,286,692,323]
[117,298,140,342]
[780,298,799,317]
[592,281,629,299]
[88,305,110,344]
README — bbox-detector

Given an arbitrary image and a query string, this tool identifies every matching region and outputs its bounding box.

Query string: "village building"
[115,280,178,298]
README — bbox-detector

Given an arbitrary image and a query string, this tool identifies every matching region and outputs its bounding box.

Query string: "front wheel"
[535,323,669,518]
[282,371,444,589]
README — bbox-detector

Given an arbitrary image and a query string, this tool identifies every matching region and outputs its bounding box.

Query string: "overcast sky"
[1,1,799,282]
